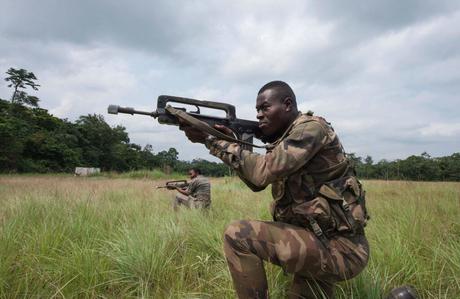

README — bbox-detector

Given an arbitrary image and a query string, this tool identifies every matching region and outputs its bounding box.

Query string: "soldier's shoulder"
[297,113,334,132]
[197,175,210,183]
[270,114,328,145]
[290,115,326,136]
[295,113,329,124]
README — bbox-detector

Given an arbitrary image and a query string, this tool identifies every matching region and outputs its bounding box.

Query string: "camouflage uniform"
[205,112,369,298]
[173,175,211,210]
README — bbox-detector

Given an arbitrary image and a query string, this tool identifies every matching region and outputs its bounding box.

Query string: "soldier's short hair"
[258,81,297,105]
[190,168,202,175]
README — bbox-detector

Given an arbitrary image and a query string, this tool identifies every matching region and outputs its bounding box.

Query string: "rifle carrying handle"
[158,95,237,120]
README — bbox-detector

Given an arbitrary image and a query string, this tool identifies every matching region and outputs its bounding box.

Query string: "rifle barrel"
[108,105,157,117]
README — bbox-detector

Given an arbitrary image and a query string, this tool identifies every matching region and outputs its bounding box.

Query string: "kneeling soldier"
[181,81,370,298]
[173,168,211,211]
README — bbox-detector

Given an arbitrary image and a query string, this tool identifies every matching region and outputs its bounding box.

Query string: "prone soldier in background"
[181,81,370,298]
[172,168,211,211]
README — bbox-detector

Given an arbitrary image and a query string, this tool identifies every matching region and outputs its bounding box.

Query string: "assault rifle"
[156,180,189,190]
[107,95,265,151]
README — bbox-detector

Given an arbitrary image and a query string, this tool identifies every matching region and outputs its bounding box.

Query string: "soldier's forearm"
[206,138,274,189]
[177,188,189,196]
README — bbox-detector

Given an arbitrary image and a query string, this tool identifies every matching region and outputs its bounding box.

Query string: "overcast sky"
[1,0,459,162]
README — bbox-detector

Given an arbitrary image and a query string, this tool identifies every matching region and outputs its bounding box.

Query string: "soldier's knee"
[224,220,255,244]
[223,220,244,240]
[223,220,248,255]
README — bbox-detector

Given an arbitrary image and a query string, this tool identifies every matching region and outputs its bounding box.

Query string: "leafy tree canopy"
[5,68,40,107]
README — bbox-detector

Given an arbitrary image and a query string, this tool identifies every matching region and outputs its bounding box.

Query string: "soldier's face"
[189,170,197,179]
[256,89,293,140]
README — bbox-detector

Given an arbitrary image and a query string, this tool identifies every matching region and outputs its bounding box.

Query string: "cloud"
[419,122,460,137]
[1,0,459,161]
[0,42,138,120]
[219,14,334,80]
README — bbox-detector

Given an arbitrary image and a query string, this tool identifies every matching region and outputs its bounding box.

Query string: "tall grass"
[0,176,459,298]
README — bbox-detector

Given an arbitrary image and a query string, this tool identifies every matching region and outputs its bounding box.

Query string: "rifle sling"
[166,106,267,149]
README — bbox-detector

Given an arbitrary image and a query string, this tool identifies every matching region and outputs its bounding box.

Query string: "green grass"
[0,169,186,180]
[0,176,459,298]
[94,169,186,180]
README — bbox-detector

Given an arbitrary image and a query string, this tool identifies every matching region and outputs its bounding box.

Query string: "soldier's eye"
[257,105,270,113]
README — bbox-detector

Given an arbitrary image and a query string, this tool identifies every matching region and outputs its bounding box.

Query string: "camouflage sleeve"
[186,179,197,195]
[206,121,328,189]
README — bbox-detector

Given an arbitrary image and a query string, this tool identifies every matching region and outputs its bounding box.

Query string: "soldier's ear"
[283,97,293,112]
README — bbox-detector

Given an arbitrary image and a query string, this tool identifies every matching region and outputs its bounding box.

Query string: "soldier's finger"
[185,130,206,143]
[214,124,234,137]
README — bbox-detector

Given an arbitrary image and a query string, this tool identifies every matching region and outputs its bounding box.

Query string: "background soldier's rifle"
[156,180,189,190]
[108,95,266,151]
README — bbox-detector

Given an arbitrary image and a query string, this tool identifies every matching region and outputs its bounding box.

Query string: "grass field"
[0,174,459,298]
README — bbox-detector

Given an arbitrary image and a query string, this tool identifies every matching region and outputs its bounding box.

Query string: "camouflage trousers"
[223,220,369,299]
[173,193,210,211]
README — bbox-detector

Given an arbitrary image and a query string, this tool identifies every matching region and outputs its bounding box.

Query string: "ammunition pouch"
[289,176,369,239]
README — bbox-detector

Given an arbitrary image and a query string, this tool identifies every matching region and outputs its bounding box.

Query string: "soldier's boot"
[288,274,335,299]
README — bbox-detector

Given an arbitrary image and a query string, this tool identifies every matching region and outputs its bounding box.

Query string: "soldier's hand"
[180,124,209,144]
[214,124,235,138]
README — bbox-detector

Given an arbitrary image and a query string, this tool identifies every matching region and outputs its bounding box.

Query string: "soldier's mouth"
[258,122,268,128]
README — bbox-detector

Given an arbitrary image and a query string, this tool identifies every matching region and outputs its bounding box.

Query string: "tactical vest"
[188,175,211,202]
[270,114,370,241]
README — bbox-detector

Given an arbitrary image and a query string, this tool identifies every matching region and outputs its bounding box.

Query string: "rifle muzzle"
[107,105,158,117]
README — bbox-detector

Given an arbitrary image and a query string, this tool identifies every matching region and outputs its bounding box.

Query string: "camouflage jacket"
[187,175,211,202]
[206,112,366,234]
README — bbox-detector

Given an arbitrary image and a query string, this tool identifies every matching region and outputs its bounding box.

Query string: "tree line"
[349,152,460,181]
[1,68,458,180]
[0,97,229,175]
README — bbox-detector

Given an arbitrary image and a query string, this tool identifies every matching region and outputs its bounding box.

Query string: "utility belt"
[275,176,369,246]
